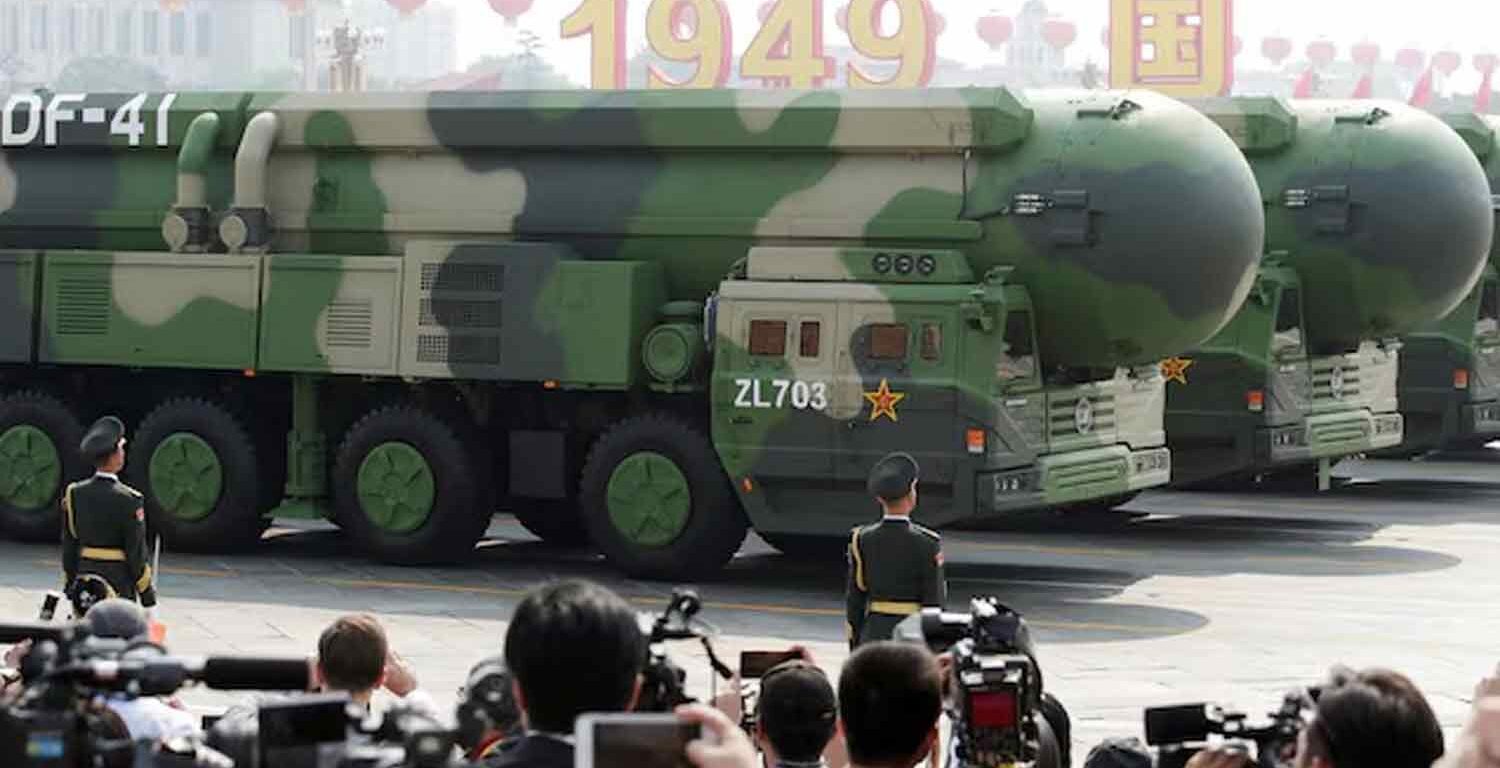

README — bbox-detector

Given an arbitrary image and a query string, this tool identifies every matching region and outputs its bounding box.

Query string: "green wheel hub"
[0,425,62,511]
[605,451,691,548]
[357,442,436,534]
[148,433,225,522]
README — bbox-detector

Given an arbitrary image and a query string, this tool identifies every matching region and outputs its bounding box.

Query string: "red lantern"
[488,0,533,25]
[1395,48,1425,72]
[386,0,427,14]
[977,15,1013,50]
[1351,41,1380,68]
[1434,50,1462,75]
[927,9,946,38]
[1306,40,1336,68]
[1041,19,1076,52]
[1261,36,1292,66]
[1476,53,1499,75]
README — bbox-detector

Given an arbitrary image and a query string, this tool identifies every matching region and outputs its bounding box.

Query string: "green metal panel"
[259,254,404,376]
[0,251,36,363]
[543,261,666,389]
[38,251,259,370]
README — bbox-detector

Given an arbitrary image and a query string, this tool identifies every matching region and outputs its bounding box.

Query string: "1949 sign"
[562,0,942,90]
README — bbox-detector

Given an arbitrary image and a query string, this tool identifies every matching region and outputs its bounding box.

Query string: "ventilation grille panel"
[416,334,501,365]
[421,263,504,292]
[419,298,502,329]
[56,276,111,336]
[324,300,374,349]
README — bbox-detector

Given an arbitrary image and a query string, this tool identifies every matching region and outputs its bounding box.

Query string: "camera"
[896,597,1065,768]
[1144,688,1321,768]
[207,693,464,768]
[0,619,310,768]
[635,589,732,713]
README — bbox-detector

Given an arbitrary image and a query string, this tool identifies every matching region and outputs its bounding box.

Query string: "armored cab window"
[799,321,821,358]
[1479,281,1499,338]
[1273,288,1303,356]
[749,320,788,357]
[920,323,942,361]
[999,311,1036,381]
[868,324,909,360]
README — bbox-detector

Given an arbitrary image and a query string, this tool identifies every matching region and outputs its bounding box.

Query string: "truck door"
[1266,285,1312,423]
[834,302,958,489]
[712,295,840,487]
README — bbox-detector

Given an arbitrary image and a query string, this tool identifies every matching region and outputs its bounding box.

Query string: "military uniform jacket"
[61,473,157,607]
[845,517,946,649]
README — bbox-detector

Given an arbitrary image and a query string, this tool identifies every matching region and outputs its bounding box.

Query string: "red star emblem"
[862,379,906,422]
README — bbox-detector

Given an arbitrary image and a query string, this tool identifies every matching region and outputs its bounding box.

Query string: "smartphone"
[575,713,703,768]
[38,592,61,621]
[739,649,801,680]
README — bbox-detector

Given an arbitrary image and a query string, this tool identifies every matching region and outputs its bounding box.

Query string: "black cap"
[867,452,919,501]
[758,661,837,759]
[84,598,149,641]
[1082,737,1153,768]
[80,416,125,462]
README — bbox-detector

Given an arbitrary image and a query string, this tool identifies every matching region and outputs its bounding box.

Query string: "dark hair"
[317,614,388,694]
[1306,668,1444,768]
[758,662,837,763]
[838,642,942,768]
[504,579,646,734]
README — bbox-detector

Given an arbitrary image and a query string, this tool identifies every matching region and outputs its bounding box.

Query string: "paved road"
[0,455,1495,758]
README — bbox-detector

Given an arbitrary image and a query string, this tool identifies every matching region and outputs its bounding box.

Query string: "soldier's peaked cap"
[868,452,920,501]
[80,416,125,461]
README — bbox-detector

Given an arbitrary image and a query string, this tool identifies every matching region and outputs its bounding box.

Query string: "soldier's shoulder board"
[911,522,941,541]
[113,483,144,502]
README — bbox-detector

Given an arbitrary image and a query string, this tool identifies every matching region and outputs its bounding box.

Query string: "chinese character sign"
[1109,0,1234,97]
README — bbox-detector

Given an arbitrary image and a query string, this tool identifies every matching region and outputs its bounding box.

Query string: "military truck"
[1166,98,1493,489]
[1386,113,1500,456]
[0,88,1263,579]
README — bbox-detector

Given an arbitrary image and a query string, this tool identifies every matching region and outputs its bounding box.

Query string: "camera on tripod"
[1144,687,1321,768]
[634,588,733,713]
[897,596,1063,768]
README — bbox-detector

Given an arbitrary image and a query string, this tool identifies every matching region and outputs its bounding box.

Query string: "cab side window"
[799,321,821,358]
[1273,288,1303,356]
[920,322,942,361]
[868,323,909,360]
[1478,282,1499,337]
[999,311,1036,381]
[749,320,787,357]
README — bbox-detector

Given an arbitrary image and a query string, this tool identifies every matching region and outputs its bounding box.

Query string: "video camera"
[0,619,311,768]
[897,596,1062,768]
[205,693,463,768]
[635,588,733,713]
[1144,688,1321,768]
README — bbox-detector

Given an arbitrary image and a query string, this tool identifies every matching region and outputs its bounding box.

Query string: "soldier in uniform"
[61,416,157,617]
[845,452,946,649]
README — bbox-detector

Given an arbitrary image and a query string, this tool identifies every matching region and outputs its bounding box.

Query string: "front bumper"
[981,445,1171,513]
[1460,400,1500,439]
[1257,410,1403,466]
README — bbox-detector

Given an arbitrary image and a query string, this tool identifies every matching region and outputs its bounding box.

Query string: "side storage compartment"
[260,255,405,376]
[0,251,36,363]
[39,251,261,370]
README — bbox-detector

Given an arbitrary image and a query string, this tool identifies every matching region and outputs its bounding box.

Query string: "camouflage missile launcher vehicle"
[0,88,1263,578]
[1168,97,1493,489]
[1386,114,1500,456]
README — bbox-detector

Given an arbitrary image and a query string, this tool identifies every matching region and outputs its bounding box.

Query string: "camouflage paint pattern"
[1392,114,1500,453]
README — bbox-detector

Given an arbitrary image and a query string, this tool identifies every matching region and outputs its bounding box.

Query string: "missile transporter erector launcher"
[1169,98,1493,489]
[1389,114,1500,456]
[0,88,1263,578]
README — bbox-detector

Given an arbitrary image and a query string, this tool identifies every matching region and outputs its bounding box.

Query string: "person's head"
[1082,737,1153,768]
[84,598,148,641]
[867,453,919,516]
[81,416,127,474]
[838,642,942,768]
[756,660,838,765]
[456,654,521,758]
[316,614,388,701]
[503,579,646,734]
[1295,667,1444,768]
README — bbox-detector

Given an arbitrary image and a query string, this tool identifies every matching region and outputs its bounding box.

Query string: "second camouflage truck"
[1165,97,1493,490]
[0,88,1263,579]
[1386,113,1500,457]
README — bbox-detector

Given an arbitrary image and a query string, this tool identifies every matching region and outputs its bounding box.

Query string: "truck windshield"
[1478,281,1499,338]
[998,310,1036,382]
[1273,288,1303,356]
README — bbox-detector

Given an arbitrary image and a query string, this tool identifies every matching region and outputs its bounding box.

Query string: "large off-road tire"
[130,398,264,553]
[513,499,590,547]
[579,414,746,580]
[760,532,846,560]
[0,392,86,541]
[333,406,487,565]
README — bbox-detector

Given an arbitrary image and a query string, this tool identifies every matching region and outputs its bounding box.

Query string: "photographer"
[755,656,843,768]
[1182,667,1443,768]
[838,641,943,768]
[312,614,440,721]
[484,579,647,768]
[80,598,201,744]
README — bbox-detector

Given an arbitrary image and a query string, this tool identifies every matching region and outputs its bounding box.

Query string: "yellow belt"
[81,547,126,562]
[870,600,921,616]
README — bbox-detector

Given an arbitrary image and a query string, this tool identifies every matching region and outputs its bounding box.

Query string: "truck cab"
[1393,267,1500,453]
[1166,265,1403,487]
[709,247,1170,539]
